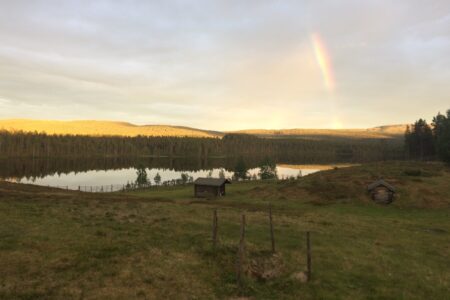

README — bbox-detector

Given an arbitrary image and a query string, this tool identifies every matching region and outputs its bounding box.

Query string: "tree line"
[131,157,283,188]
[0,130,404,162]
[404,109,450,162]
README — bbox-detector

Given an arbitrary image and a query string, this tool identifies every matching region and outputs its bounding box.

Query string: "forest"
[405,109,450,163]
[0,130,404,162]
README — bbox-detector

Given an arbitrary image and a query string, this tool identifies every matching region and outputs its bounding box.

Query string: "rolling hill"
[0,119,406,139]
[0,119,222,138]
[230,124,407,139]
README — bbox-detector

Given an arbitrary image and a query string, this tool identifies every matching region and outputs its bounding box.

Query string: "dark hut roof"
[194,178,231,186]
[367,179,396,192]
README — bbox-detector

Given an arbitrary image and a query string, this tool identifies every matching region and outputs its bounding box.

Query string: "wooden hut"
[367,179,396,204]
[194,178,231,198]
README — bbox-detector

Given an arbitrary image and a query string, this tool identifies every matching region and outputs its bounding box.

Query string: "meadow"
[0,161,449,299]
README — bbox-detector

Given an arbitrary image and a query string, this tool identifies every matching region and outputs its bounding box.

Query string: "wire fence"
[46,174,303,193]
[48,183,153,193]
[48,180,193,193]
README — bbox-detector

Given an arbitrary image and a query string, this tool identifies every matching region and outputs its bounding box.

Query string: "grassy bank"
[0,161,449,299]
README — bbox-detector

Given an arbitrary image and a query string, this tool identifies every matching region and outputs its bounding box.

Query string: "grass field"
[0,161,449,299]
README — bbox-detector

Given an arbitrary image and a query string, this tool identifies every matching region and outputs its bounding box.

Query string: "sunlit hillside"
[0,119,407,140]
[232,125,407,139]
[0,119,222,138]
[367,124,409,135]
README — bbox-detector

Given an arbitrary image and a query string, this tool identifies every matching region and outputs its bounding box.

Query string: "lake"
[0,157,354,191]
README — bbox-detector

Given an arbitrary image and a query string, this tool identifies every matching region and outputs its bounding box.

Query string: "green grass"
[0,161,449,299]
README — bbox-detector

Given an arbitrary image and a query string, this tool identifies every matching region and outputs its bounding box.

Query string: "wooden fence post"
[306,231,312,282]
[212,209,218,249]
[269,204,275,253]
[237,214,246,288]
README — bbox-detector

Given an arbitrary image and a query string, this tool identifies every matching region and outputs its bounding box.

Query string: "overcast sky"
[0,0,449,130]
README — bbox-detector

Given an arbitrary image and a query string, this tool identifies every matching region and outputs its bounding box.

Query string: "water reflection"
[0,157,354,191]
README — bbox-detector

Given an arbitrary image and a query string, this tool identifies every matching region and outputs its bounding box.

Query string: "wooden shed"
[194,178,231,198]
[367,179,396,204]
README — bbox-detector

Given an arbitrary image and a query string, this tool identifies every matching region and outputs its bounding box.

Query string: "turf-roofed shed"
[194,178,231,198]
[367,179,396,204]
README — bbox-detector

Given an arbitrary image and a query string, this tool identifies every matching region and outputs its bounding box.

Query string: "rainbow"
[311,33,335,91]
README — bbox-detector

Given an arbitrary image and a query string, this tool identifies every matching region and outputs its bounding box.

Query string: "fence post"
[212,209,218,249]
[237,214,246,288]
[306,231,312,282]
[269,203,275,253]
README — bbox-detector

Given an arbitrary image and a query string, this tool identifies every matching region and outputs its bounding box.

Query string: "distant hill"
[0,119,222,138]
[0,119,406,139]
[367,124,408,135]
[231,124,407,140]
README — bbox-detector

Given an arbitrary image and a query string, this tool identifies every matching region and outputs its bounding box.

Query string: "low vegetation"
[0,161,449,299]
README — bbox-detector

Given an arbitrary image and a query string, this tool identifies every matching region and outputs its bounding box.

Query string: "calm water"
[0,157,350,191]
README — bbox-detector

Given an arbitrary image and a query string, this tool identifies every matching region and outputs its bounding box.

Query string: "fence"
[48,183,153,193]
[48,181,192,193]
[47,176,300,193]
[211,205,313,289]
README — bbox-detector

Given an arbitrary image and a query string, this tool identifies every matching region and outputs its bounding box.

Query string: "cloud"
[0,0,449,129]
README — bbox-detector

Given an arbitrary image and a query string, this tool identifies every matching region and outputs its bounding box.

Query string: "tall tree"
[154,172,161,185]
[233,156,248,180]
[135,166,149,186]
[405,119,434,160]
[180,173,189,184]
[432,110,450,163]
[258,157,278,180]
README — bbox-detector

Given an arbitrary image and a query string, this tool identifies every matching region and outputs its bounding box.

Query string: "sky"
[0,0,449,130]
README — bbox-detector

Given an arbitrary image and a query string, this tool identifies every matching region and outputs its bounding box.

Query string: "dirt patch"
[246,252,285,281]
